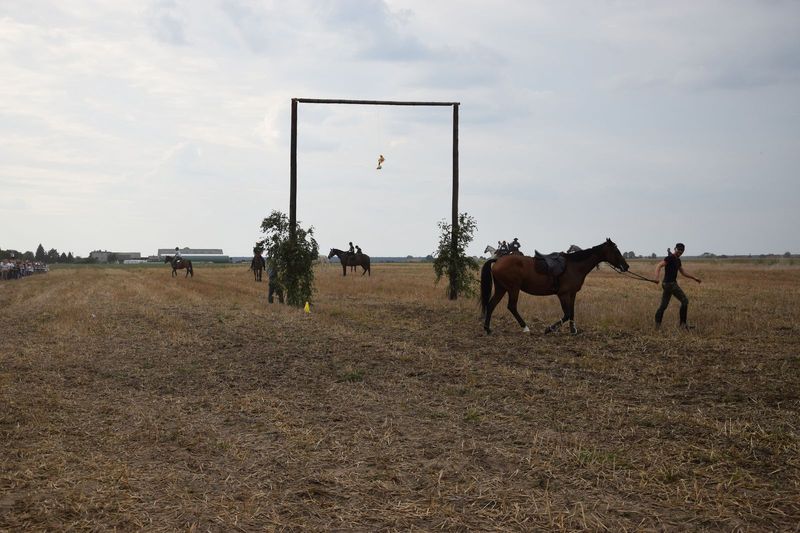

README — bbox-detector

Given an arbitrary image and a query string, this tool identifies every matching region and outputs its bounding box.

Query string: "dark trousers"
[268,282,284,304]
[655,281,688,325]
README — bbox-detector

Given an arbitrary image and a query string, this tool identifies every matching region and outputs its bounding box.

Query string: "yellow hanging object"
[304,301,311,313]
[376,154,385,170]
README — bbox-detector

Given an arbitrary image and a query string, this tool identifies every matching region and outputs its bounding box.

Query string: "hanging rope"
[375,108,384,170]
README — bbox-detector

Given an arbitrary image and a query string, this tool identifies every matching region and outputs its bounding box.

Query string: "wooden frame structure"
[289,98,462,299]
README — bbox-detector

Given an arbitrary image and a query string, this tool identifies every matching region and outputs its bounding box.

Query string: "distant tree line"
[0,243,95,263]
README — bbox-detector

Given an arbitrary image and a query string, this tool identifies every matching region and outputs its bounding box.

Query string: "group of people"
[0,259,48,280]
[495,238,522,256]
[347,242,364,256]
[210,236,703,328]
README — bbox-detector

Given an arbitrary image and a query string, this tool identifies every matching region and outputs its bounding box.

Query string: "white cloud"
[1,1,798,257]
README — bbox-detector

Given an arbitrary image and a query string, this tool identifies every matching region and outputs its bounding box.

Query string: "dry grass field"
[1,260,798,531]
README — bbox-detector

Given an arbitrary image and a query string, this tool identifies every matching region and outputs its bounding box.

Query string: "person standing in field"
[267,260,284,304]
[654,242,701,329]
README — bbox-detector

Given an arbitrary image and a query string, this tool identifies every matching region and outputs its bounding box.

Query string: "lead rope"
[609,264,659,284]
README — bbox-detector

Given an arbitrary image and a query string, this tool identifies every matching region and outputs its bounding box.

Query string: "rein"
[609,264,658,284]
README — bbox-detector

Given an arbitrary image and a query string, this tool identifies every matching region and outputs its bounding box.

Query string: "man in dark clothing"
[267,262,284,304]
[348,242,355,255]
[509,238,521,254]
[355,245,362,255]
[654,242,701,329]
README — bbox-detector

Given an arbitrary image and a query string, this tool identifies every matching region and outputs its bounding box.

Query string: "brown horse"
[328,248,370,276]
[480,238,628,335]
[250,254,265,282]
[164,255,193,277]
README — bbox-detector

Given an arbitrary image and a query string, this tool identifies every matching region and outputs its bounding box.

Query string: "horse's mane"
[565,242,604,261]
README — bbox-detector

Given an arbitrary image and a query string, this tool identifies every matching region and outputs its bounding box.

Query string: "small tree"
[35,244,46,261]
[258,210,319,307]
[433,212,479,299]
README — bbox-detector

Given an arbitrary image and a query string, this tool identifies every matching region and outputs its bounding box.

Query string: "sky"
[2,0,799,258]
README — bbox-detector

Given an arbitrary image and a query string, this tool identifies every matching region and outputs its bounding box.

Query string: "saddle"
[533,250,566,277]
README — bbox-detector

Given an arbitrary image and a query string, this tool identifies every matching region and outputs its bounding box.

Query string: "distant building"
[89,250,111,262]
[157,247,230,263]
[89,250,141,263]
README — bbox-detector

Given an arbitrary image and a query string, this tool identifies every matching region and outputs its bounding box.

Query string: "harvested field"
[1,261,798,531]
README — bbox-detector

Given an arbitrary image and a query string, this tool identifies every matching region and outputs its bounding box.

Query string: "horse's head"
[327,249,336,259]
[163,256,172,264]
[602,238,628,271]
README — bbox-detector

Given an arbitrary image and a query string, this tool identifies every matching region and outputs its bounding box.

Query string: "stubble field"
[1,260,798,531]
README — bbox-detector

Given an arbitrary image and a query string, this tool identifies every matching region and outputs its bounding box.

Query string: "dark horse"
[250,254,266,282]
[480,239,628,335]
[164,255,193,277]
[328,248,370,276]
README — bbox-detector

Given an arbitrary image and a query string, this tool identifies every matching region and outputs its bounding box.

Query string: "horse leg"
[545,293,570,334]
[506,289,530,333]
[483,285,507,334]
[341,264,347,276]
[565,292,577,334]
[546,293,577,334]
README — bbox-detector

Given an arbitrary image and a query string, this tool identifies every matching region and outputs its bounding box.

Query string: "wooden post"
[289,98,298,243]
[289,98,461,299]
[449,103,460,300]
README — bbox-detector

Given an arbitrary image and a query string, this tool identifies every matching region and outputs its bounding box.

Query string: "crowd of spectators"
[0,259,49,280]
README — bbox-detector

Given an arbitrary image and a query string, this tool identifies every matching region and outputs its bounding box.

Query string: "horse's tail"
[480,259,496,318]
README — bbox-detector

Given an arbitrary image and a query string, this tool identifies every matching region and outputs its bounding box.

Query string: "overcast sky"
[2,1,798,258]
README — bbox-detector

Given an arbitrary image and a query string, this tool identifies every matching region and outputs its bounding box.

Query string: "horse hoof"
[522,326,530,334]
[544,327,553,335]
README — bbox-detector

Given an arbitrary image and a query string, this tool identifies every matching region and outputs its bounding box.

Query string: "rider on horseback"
[497,240,510,256]
[172,247,182,268]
